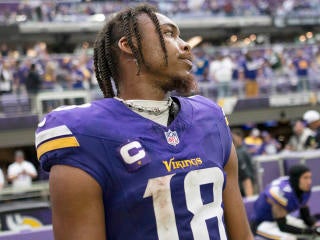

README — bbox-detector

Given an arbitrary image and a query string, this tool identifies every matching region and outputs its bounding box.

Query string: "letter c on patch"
[120,141,146,164]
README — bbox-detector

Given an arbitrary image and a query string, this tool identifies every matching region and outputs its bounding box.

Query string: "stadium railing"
[0,181,49,202]
[35,89,91,117]
[253,149,320,192]
[0,181,51,232]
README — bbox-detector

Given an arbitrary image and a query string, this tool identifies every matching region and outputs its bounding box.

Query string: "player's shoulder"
[267,176,293,204]
[36,103,93,132]
[35,99,113,144]
[183,95,226,120]
[270,176,290,190]
[36,98,115,132]
[35,99,115,160]
[184,95,222,112]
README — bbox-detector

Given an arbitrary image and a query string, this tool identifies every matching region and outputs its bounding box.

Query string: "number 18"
[144,167,227,240]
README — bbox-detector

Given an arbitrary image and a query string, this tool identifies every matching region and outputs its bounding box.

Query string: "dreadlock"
[93,4,168,98]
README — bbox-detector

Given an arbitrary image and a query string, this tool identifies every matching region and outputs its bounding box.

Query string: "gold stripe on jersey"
[37,136,80,159]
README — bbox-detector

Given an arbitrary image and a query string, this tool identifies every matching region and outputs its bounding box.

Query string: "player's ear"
[118,37,136,55]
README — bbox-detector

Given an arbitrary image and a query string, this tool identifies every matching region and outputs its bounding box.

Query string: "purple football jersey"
[251,176,311,224]
[35,95,232,240]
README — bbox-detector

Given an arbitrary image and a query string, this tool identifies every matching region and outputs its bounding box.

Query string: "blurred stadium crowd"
[0,0,319,24]
[1,41,320,100]
[0,42,95,95]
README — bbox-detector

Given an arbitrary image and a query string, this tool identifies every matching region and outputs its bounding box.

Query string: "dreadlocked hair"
[93,4,168,98]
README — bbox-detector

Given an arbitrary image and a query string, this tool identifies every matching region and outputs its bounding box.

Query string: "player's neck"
[119,92,169,101]
[118,79,169,101]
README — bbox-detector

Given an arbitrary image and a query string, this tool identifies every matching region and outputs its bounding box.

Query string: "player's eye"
[164,31,174,37]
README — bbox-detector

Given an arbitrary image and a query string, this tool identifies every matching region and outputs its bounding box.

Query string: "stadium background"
[0,0,320,238]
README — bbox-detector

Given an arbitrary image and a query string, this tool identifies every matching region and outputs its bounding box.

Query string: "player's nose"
[179,38,191,52]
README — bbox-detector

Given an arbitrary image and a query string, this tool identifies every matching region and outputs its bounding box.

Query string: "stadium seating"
[0,94,31,116]
[305,158,320,186]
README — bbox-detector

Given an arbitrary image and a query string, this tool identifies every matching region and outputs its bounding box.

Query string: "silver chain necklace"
[115,97,173,116]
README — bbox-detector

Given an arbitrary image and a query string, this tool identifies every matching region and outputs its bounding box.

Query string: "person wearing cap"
[250,164,320,239]
[303,110,320,149]
[244,128,263,156]
[7,150,38,189]
[258,131,281,155]
[286,119,314,152]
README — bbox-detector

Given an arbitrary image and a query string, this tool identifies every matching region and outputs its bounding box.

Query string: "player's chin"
[172,74,198,96]
[303,186,311,192]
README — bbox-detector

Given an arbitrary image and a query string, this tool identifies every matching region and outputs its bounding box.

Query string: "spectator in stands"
[264,47,284,94]
[258,131,281,155]
[192,47,210,82]
[0,168,5,190]
[285,119,314,151]
[208,51,234,99]
[42,61,57,90]
[7,150,37,189]
[265,48,283,76]
[70,60,85,89]
[250,164,320,239]
[232,128,255,197]
[303,110,320,149]
[0,60,13,94]
[26,63,42,112]
[78,54,92,90]
[244,127,263,156]
[26,63,41,94]
[239,51,263,98]
[291,49,310,92]
[0,44,9,57]
[13,59,30,95]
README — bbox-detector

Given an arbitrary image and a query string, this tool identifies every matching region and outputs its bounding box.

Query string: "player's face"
[299,171,312,192]
[138,13,196,94]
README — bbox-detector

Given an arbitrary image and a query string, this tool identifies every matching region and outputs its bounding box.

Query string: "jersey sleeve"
[266,185,289,208]
[35,111,108,191]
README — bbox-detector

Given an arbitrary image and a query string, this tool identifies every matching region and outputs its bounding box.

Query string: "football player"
[250,164,320,239]
[36,4,253,240]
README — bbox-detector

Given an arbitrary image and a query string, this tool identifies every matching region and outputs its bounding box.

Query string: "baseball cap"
[303,110,320,124]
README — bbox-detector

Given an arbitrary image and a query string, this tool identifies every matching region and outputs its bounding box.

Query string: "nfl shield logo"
[164,129,180,146]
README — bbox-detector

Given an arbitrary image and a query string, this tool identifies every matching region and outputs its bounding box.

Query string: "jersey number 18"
[144,167,227,240]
